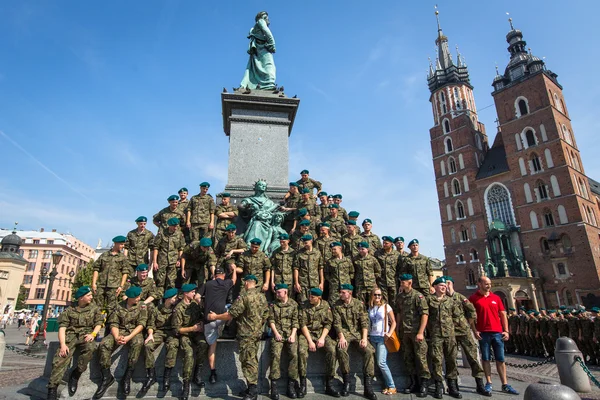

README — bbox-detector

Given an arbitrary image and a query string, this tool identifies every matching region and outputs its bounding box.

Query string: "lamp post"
[28,251,63,353]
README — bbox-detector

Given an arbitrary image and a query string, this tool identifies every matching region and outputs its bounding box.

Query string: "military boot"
[93,368,115,400]
[286,378,297,399]
[182,380,191,400]
[243,384,258,400]
[363,376,377,400]
[325,377,340,398]
[447,379,462,399]
[122,366,133,395]
[141,367,156,392]
[209,369,217,384]
[416,378,428,398]
[270,379,280,400]
[433,380,443,399]
[163,367,172,392]
[475,377,492,397]
[341,374,350,397]
[298,376,307,398]
[403,375,417,394]
[47,386,58,400]
[67,368,82,396]
[193,363,205,388]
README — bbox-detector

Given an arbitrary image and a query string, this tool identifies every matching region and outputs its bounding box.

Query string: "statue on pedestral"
[240,11,276,90]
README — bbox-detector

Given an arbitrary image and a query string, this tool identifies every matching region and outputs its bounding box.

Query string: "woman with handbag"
[368,287,397,394]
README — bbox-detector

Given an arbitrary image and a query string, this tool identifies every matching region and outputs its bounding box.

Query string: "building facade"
[428,14,600,310]
[0,228,27,314]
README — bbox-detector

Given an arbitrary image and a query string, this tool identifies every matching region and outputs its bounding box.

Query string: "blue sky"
[0,1,598,259]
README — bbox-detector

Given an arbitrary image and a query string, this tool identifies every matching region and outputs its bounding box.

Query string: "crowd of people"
[49,171,530,400]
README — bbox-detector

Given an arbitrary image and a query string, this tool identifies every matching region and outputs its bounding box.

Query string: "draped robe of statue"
[240,17,276,90]
[241,181,284,255]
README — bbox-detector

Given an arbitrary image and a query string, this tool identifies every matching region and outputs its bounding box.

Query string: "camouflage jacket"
[176,199,190,224]
[125,228,155,268]
[333,297,369,337]
[300,299,333,338]
[296,178,322,195]
[298,199,321,220]
[508,314,519,334]
[325,256,354,291]
[188,193,216,225]
[125,276,159,302]
[107,301,148,334]
[183,241,217,280]
[154,229,185,267]
[153,206,186,232]
[268,298,299,338]
[337,206,349,222]
[270,246,295,286]
[215,235,247,266]
[238,249,271,287]
[284,193,302,221]
[229,288,269,340]
[527,317,539,336]
[342,233,363,261]
[214,204,238,232]
[147,303,176,334]
[315,236,335,262]
[94,251,129,288]
[353,254,381,289]
[374,248,401,289]
[449,291,476,336]
[398,253,432,292]
[428,294,461,338]
[293,248,323,289]
[323,215,346,240]
[172,300,203,336]
[395,288,429,334]
[58,303,104,340]
[360,232,382,253]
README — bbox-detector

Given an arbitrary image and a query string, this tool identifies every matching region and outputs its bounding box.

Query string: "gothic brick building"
[428,13,600,310]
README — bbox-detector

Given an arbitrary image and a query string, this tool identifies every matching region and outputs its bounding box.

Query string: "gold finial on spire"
[506,12,514,30]
[435,4,441,30]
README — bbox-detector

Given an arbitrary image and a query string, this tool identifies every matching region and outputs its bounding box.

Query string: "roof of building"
[1,231,22,247]
[0,251,27,263]
[589,177,600,196]
[476,145,510,180]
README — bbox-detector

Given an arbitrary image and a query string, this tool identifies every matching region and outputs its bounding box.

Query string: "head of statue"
[255,11,269,23]
[254,179,268,194]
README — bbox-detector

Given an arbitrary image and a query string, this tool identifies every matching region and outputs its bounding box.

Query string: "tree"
[71,259,95,299]
[16,285,28,309]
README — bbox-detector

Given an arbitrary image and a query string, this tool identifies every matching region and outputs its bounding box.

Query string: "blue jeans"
[478,332,505,362]
[370,336,395,388]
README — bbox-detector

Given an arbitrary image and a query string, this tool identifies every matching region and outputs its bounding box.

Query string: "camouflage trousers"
[144,330,179,369]
[180,333,208,381]
[402,332,430,379]
[542,333,555,356]
[239,336,261,385]
[336,332,375,376]
[456,335,483,378]
[580,337,596,361]
[355,286,375,308]
[516,333,527,353]
[529,334,543,355]
[49,336,97,387]
[98,333,143,368]
[269,338,299,380]
[190,223,211,243]
[95,286,119,313]
[298,335,337,378]
[155,265,178,292]
[379,285,396,305]
[186,267,208,289]
[430,336,458,381]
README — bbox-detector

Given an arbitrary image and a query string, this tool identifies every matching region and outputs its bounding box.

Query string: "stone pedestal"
[221,89,300,204]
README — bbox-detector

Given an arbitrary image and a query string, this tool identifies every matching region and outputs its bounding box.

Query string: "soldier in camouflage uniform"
[317,191,330,223]
[238,238,271,293]
[342,221,362,261]
[360,219,381,253]
[526,310,541,357]
[270,233,295,291]
[182,237,217,287]
[296,169,322,197]
[539,308,552,357]
[557,309,570,339]
[298,188,321,220]
[123,263,160,304]
[347,211,362,234]
[293,234,324,303]
[172,283,208,400]
[579,310,596,364]
[281,183,302,232]
[332,194,349,222]
[333,283,377,400]
[92,235,129,314]
[214,192,238,243]
[177,188,191,243]
[141,287,180,393]
[548,310,559,357]
[398,239,433,296]
[293,208,319,237]
[374,236,401,303]
[124,216,155,276]
[507,307,519,354]
[353,242,381,306]
[427,277,462,399]
[290,220,312,251]
[323,204,346,240]
[152,217,185,291]
[315,223,335,261]
[187,182,216,242]
[47,286,104,400]
[568,310,581,354]
[153,195,186,233]
[94,286,148,399]
[324,242,354,305]
[592,308,600,364]
[298,287,339,397]
[215,224,247,272]
[268,283,300,400]
[395,273,430,397]
[394,237,409,257]
[207,275,269,400]
[517,307,529,355]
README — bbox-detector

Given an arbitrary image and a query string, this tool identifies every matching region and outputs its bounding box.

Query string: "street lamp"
[28,250,64,353]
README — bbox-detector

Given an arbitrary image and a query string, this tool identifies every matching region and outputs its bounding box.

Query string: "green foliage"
[16,285,28,309]
[71,259,95,298]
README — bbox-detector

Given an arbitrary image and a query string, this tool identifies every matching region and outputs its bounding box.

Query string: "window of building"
[450,228,456,244]
[485,183,516,226]
[443,119,451,134]
[530,153,542,173]
[562,234,572,251]
[467,269,476,286]
[28,250,38,259]
[541,238,550,253]
[537,180,549,200]
[587,206,597,226]
[26,262,36,272]
[579,178,589,199]
[47,240,54,245]
[470,249,479,261]
[23,275,33,284]
[557,263,566,275]
[572,152,581,172]
[562,125,573,146]
[554,93,564,112]
[43,250,52,259]
[452,179,461,196]
[19,249,24,257]
[33,240,40,244]
[457,201,465,219]
[565,290,573,306]
[471,224,477,239]
[460,226,469,242]
[445,137,453,153]
[35,288,45,299]
[456,252,465,263]
[544,209,555,227]
[518,99,529,116]
[448,157,457,174]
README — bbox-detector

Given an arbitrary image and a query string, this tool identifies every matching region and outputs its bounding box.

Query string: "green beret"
[330,241,342,248]
[443,275,454,283]
[573,310,580,315]
[548,309,557,313]
[563,309,571,314]
[592,307,600,313]
[74,286,91,300]
[328,204,339,209]
[319,222,331,228]
[540,308,546,311]
[250,238,262,245]
[559,305,567,310]
[136,263,149,272]
[163,288,178,299]
[113,235,127,243]
[519,306,526,310]
[167,195,179,201]
[220,192,231,197]
[289,182,300,187]
[318,191,328,197]
[279,233,290,240]
[327,195,334,199]
[394,236,405,243]
[382,236,394,243]
[199,237,213,247]
[275,283,289,290]
[199,182,210,187]
[297,208,308,216]
[135,216,147,223]
[300,169,309,174]
[432,277,447,286]
[339,283,354,291]
[178,187,188,193]
[346,220,357,226]
[362,218,372,224]
[125,286,142,298]
[508,307,516,311]
[348,211,360,218]
[243,274,258,283]
[300,188,310,194]
[310,287,323,297]
[526,310,534,314]
[167,217,180,226]
[333,194,342,199]
[225,224,237,231]
[580,306,587,311]
[301,234,313,241]
[399,274,413,281]
[408,239,419,246]
[299,220,311,226]
[357,241,370,248]
[181,283,197,292]
[533,311,540,316]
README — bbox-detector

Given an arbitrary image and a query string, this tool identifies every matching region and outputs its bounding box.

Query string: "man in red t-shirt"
[469,276,519,395]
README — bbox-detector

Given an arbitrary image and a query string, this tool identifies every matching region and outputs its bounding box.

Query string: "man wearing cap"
[123,264,160,304]
[394,237,409,257]
[296,169,322,197]
[182,237,217,288]
[290,220,312,251]
[332,195,349,222]
[398,239,434,295]
[152,217,185,291]
[153,195,186,233]
[141,287,180,393]
[539,308,552,357]
[207,275,269,400]
[124,217,155,276]
[333,283,377,400]
[557,309,569,339]
[215,224,247,273]
[187,182,216,242]
[342,220,362,261]
[293,207,319,237]
[324,204,346,240]
[395,274,430,397]
[177,188,192,243]
[298,188,321,219]
[293,234,324,303]
[517,307,529,356]
[173,283,208,399]
[238,238,271,293]
[92,235,129,313]
[325,242,354,305]
[374,236,401,303]
[506,307,518,354]
[281,182,302,232]
[317,192,330,222]
[360,219,381,253]
[47,286,103,400]
[347,211,361,234]
[547,310,558,357]
[94,286,148,399]
[298,287,339,397]
[214,193,239,242]
[315,223,335,260]
[268,283,300,400]
[353,242,381,306]
[527,310,542,357]
[270,233,295,291]
[580,310,596,364]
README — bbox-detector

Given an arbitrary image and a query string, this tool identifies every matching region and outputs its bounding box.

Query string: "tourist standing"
[367,287,396,395]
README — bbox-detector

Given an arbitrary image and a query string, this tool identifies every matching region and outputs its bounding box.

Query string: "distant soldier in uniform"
[281,182,302,232]
[290,220,312,251]
[592,307,600,364]
[141,287,179,393]
[332,194,349,222]
[394,237,409,257]
[153,195,186,233]
[187,182,216,242]
[557,309,570,339]
[507,307,519,354]
[94,286,147,399]
[548,309,559,356]
[214,193,238,243]
[323,204,346,240]
[182,237,217,287]
[270,233,295,291]
[207,275,269,400]
[395,274,430,397]
[580,310,596,364]
[315,223,335,260]
[214,224,247,273]
[298,287,339,397]
[298,188,321,220]
[374,236,400,303]
[177,188,191,243]
[238,238,271,293]
[353,242,381,306]
[296,169,322,197]
[317,192,330,222]
[398,239,433,296]
[124,216,155,276]
[324,242,354,304]
[526,310,540,357]
[539,308,552,357]
[123,263,159,304]
[47,286,103,400]
[333,283,377,400]
[360,219,381,253]
[347,211,362,234]
[293,234,324,303]
[342,220,362,261]
[152,217,185,291]
[294,208,319,237]
[268,283,300,400]
[517,307,529,355]
[567,310,580,350]
[92,235,129,313]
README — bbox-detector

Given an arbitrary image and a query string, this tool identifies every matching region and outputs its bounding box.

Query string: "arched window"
[440,160,446,176]
[525,129,536,147]
[445,137,453,153]
[558,205,568,224]
[456,200,465,219]
[524,183,533,203]
[530,153,542,173]
[515,133,523,151]
[471,248,479,261]
[475,134,482,150]
[518,98,529,116]
[565,290,573,306]
[519,157,527,176]
[544,208,555,227]
[460,226,469,241]
[485,183,516,226]
[562,125,573,145]
[467,198,474,216]
[557,263,566,275]
[536,179,549,200]
[467,269,476,286]
[545,149,554,168]
[471,223,477,239]
[571,152,581,171]
[554,93,563,112]
[444,182,449,197]
[458,154,465,169]
[541,237,550,253]
[579,178,588,199]
[453,179,461,196]
[450,228,456,244]
[440,91,447,114]
[550,175,561,196]
[562,234,572,251]
[530,211,539,229]
[448,157,457,174]
[587,206,597,226]
[443,119,451,134]
[446,204,452,220]
[463,175,470,192]
[456,251,465,263]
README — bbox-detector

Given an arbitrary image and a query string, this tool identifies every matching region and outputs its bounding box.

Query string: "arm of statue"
[258,19,276,53]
